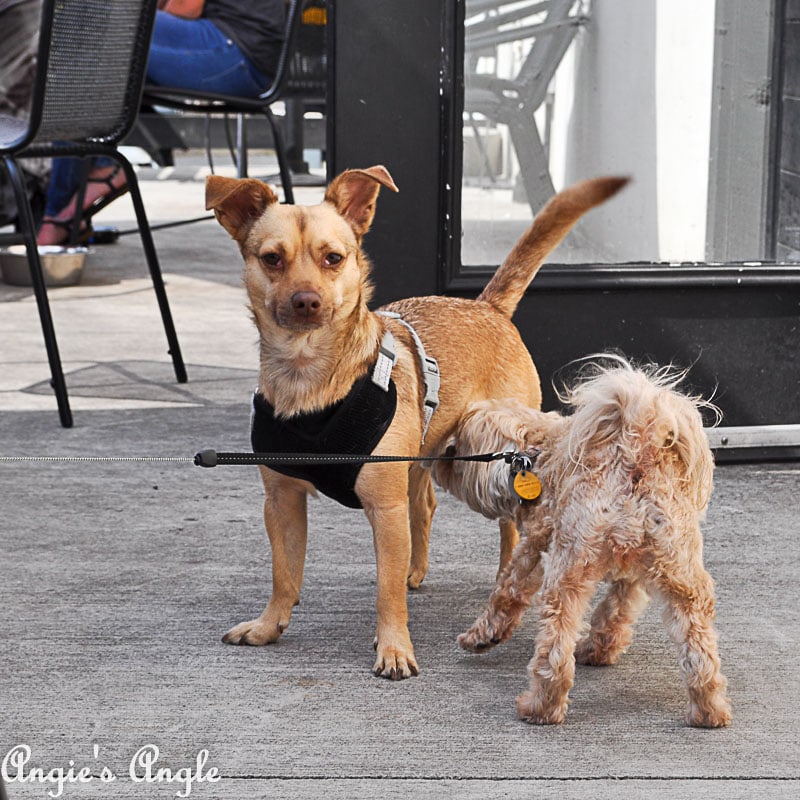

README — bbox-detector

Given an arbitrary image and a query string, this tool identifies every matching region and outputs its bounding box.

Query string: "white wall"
[560,0,661,260]
[655,0,715,261]
[549,0,716,261]
[464,0,773,263]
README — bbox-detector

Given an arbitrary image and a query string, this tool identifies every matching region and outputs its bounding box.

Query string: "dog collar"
[250,334,399,509]
[508,450,542,502]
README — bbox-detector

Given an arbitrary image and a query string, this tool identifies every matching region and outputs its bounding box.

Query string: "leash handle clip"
[194,449,218,467]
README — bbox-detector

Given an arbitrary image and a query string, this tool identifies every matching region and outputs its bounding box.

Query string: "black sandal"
[82,163,129,222]
[39,165,128,246]
[39,217,93,246]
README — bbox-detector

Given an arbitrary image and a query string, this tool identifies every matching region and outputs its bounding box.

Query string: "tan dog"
[205,167,626,679]
[433,358,732,726]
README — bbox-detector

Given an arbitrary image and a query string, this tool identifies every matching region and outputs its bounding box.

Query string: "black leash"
[192,449,515,468]
[0,450,519,468]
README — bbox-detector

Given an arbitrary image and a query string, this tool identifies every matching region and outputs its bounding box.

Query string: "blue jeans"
[146,12,269,97]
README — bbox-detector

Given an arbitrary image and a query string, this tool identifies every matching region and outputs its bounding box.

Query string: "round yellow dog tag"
[513,470,542,501]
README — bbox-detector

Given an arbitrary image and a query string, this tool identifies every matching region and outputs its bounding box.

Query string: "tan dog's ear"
[205,175,279,241]
[324,165,399,238]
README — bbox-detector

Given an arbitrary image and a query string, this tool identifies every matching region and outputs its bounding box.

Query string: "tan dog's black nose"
[291,291,322,317]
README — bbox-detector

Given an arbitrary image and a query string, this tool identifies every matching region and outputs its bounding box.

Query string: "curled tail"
[478,176,629,317]
[562,358,716,511]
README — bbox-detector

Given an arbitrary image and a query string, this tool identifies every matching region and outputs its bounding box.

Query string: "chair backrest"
[249,0,305,104]
[139,0,320,109]
[30,0,157,146]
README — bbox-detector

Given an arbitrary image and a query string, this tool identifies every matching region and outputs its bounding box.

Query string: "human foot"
[37,164,128,245]
[36,217,91,246]
[82,164,128,214]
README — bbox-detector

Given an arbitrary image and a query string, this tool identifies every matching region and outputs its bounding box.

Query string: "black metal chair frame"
[0,0,186,428]
[142,0,322,204]
[465,0,588,211]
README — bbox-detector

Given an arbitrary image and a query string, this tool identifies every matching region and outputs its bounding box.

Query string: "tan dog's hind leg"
[407,466,436,589]
[654,546,732,728]
[223,469,308,646]
[574,577,650,666]
[498,518,520,579]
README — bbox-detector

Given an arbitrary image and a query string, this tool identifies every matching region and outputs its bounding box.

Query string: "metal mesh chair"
[0,0,186,428]
[142,0,327,202]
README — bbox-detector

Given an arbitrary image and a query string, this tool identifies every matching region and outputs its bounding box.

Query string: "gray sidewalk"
[1,164,798,799]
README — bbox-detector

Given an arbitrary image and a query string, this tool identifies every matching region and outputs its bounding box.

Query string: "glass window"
[461,0,776,266]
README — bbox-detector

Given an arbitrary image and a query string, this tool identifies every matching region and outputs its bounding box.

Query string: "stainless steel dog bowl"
[0,244,87,287]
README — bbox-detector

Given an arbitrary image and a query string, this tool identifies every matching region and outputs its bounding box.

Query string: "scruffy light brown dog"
[204,168,626,679]
[433,357,732,726]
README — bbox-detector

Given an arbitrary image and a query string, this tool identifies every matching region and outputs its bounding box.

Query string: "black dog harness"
[250,323,439,509]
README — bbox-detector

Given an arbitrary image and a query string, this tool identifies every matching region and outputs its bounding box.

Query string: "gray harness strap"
[377,311,440,441]
[371,329,398,391]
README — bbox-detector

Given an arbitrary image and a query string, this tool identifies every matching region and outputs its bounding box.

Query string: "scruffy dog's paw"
[574,636,622,666]
[372,633,419,680]
[516,690,567,725]
[457,628,500,653]
[686,697,732,728]
[222,617,285,646]
[457,612,512,652]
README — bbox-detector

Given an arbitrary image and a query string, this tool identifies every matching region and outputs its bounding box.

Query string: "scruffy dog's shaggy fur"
[432,358,732,727]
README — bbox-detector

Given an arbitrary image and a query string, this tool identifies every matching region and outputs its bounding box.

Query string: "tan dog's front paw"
[372,633,419,680]
[515,690,567,725]
[222,614,287,646]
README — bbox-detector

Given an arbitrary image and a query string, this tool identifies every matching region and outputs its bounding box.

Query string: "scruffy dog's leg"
[458,520,551,652]
[515,549,604,725]
[654,543,732,727]
[574,577,650,666]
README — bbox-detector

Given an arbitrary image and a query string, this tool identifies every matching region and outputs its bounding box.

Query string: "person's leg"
[43,158,85,219]
[38,156,126,245]
[146,12,269,97]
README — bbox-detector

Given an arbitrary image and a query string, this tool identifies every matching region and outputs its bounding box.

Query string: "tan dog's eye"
[324,253,343,268]
[260,252,283,270]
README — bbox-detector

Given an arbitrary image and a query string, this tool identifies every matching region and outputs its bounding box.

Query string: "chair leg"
[115,153,188,385]
[469,114,498,184]
[2,157,73,427]
[506,108,556,211]
[264,107,295,204]
[236,113,248,178]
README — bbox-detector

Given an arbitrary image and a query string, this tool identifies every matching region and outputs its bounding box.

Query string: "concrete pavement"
[1,159,798,799]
